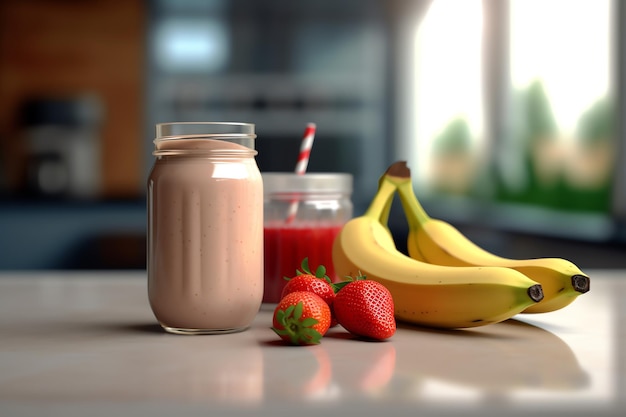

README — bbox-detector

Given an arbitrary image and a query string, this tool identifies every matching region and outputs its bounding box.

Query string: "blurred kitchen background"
[0,0,625,270]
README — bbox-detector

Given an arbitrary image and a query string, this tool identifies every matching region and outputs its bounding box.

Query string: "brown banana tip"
[572,274,590,294]
[385,161,410,178]
[528,284,544,303]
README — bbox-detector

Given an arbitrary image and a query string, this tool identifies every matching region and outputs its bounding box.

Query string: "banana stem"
[379,176,393,227]
[364,177,398,220]
[377,161,410,226]
[393,177,431,229]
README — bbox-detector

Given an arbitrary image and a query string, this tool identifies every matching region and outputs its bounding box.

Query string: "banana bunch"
[380,161,590,314]
[332,163,545,329]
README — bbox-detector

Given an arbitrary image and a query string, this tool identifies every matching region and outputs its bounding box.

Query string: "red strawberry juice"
[147,124,263,334]
[263,223,343,303]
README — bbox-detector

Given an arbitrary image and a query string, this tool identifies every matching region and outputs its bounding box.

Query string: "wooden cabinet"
[0,0,146,198]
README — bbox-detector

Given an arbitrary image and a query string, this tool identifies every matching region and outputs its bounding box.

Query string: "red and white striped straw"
[286,123,316,223]
[294,123,316,175]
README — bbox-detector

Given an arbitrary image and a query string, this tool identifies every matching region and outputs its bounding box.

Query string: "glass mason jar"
[147,122,263,334]
[262,173,353,303]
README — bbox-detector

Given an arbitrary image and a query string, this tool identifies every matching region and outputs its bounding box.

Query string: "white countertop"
[0,270,623,417]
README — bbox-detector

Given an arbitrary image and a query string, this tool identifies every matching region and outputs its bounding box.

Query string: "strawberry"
[333,275,396,340]
[281,258,336,307]
[282,258,339,327]
[272,291,331,345]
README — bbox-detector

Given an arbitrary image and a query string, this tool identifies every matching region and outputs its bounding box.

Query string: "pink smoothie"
[147,138,263,333]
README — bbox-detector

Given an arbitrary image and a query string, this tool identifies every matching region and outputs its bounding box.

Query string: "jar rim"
[262,172,352,194]
[153,149,258,157]
[154,122,256,151]
[156,122,255,139]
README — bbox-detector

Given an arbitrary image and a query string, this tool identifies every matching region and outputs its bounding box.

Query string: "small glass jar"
[147,122,263,334]
[262,173,353,303]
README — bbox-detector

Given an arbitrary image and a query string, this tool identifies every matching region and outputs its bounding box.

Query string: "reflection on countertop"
[0,270,622,417]
[394,319,589,396]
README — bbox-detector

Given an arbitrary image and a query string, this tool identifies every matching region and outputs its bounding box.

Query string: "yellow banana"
[332,163,544,329]
[383,161,590,314]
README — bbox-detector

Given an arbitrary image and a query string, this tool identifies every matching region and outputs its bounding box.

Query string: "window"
[408,0,485,195]
[503,0,614,213]
[400,0,617,238]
